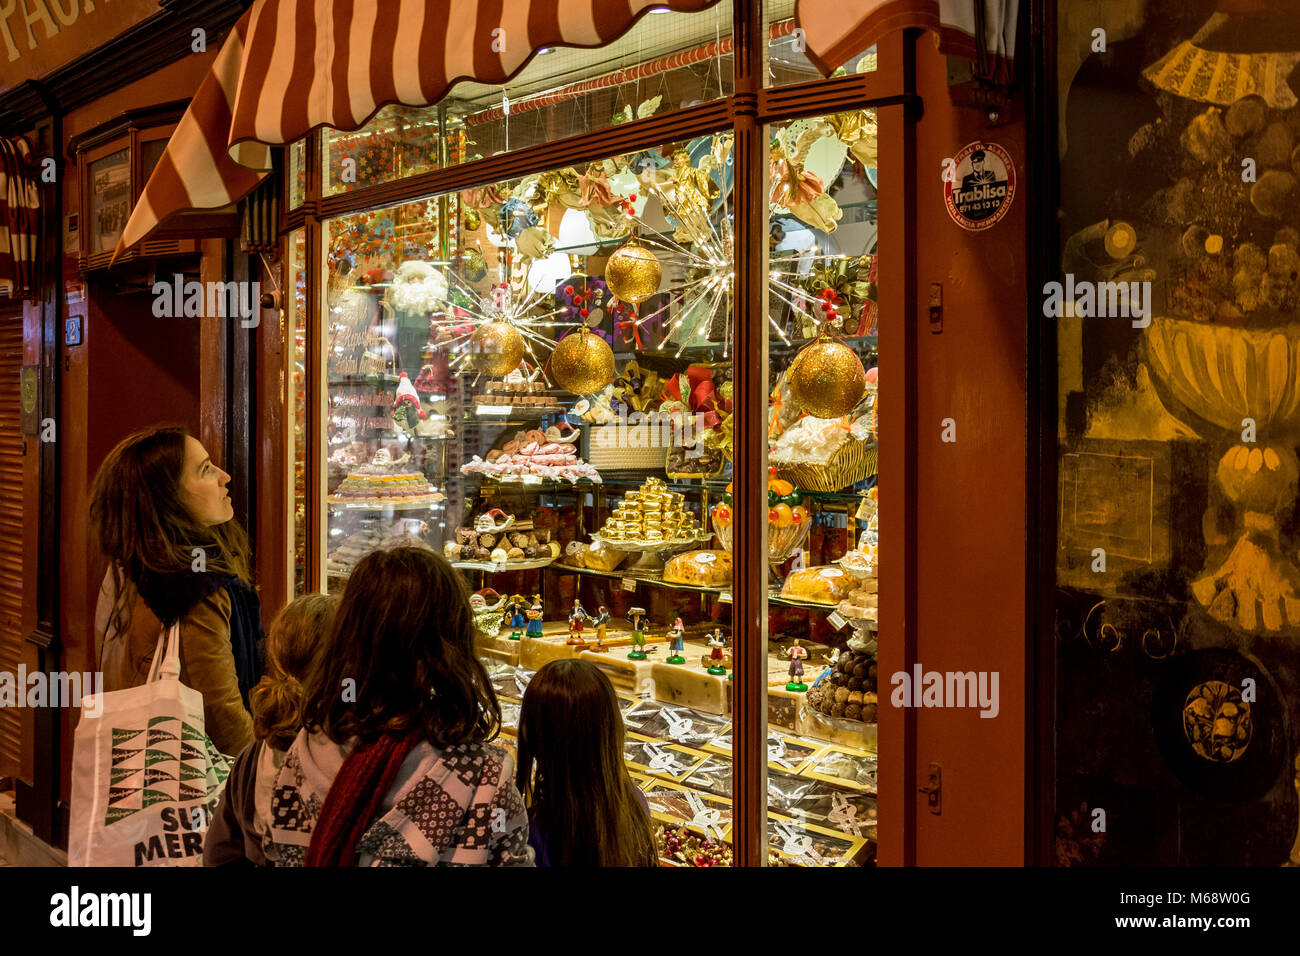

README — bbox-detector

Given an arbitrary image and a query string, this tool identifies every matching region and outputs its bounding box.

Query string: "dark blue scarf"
[135,568,265,708]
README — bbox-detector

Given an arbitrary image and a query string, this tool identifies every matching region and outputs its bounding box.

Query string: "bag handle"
[145,622,182,684]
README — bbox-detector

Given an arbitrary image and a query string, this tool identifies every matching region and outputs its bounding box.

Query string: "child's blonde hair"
[251,593,337,750]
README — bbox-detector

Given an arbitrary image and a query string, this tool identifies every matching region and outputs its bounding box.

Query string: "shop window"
[318,133,746,863]
[760,109,880,866]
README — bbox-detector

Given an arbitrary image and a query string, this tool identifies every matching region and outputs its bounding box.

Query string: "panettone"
[779,565,855,604]
[662,549,733,587]
[583,542,626,572]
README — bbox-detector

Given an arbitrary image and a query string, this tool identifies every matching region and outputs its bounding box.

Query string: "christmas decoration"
[468,321,525,377]
[787,333,867,419]
[498,197,537,239]
[453,247,489,283]
[390,372,427,434]
[549,326,615,395]
[605,238,662,304]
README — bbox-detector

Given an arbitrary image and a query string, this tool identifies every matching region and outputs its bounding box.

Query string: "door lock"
[918,762,941,815]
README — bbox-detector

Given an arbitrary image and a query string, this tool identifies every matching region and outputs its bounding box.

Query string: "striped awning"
[0,136,38,298]
[119,0,1018,256]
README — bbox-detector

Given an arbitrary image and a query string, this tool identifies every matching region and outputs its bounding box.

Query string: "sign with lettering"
[0,0,160,89]
[943,141,1016,232]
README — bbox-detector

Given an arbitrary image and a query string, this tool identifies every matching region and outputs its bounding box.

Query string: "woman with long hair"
[264,546,532,866]
[205,592,336,867]
[516,659,657,866]
[90,424,262,756]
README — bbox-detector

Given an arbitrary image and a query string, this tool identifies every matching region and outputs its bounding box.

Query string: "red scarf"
[305,733,421,867]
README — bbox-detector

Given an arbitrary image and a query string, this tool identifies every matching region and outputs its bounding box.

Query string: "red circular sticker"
[944,142,1016,231]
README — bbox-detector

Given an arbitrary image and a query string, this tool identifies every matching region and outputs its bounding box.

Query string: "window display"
[291,4,886,868]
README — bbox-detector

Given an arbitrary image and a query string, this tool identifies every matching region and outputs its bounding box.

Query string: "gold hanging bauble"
[469,321,525,377]
[605,238,661,304]
[550,327,615,395]
[787,334,867,419]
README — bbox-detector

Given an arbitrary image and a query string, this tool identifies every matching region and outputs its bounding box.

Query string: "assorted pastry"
[836,577,878,624]
[662,549,733,587]
[327,448,444,506]
[779,565,856,605]
[461,423,601,483]
[443,508,561,565]
[326,521,428,576]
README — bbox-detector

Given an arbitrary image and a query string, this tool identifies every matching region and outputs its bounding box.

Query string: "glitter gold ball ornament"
[787,334,867,418]
[550,327,615,395]
[605,238,662,304]
[469,321,525,377]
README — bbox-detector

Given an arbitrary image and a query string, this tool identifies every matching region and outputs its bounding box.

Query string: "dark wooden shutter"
[0,312,23,776]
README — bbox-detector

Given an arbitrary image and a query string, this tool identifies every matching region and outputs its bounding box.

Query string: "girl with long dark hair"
[265,546,532,866]
[516,659,657,866]
[90,424,263,756]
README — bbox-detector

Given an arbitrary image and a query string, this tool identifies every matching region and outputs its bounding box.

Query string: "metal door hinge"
[918,762,941,814]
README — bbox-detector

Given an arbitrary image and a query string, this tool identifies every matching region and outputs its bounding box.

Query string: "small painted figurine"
[667,617,686,664]
[506,594,528,640]
[566,599,589,645]
[785,638,809,692]
[627,606,648,660]
[524,595,544,639]
[706,629,728,675]
[592,605,611,651]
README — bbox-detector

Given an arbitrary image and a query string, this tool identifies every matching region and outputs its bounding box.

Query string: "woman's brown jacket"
[94,568,254,756]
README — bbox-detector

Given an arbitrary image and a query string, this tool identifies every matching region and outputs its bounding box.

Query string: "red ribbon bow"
[662,366,732,428]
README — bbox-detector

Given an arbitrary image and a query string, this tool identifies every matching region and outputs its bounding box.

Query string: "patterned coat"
[265,730,534,866]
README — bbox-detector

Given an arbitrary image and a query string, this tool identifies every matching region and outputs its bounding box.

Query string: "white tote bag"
[69,623,234,867]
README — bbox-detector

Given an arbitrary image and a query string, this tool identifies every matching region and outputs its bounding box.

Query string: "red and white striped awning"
[0,136,39,299]
[118,0,1018,256]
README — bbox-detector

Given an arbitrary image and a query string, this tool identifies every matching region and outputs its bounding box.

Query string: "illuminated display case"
[283,0,900,866]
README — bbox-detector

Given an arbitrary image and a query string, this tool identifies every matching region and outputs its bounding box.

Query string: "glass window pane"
[320,132,743,864]
[764,0,876,87]
[88,148,130,254]
[443,2,732,165]
[763,109,880,866]
[323,104,441,197]
[141,138,168,186]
